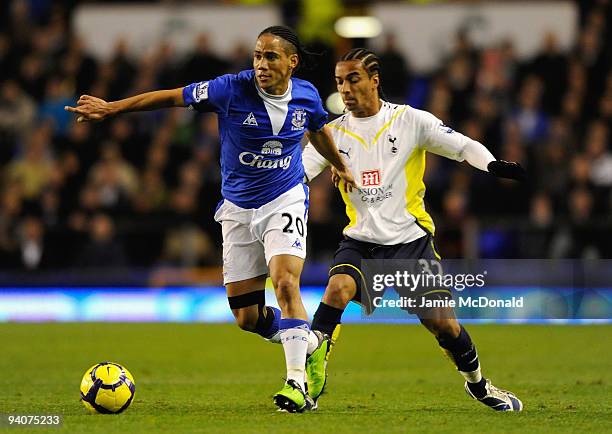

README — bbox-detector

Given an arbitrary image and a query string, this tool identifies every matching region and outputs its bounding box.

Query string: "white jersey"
[303,101,494,245]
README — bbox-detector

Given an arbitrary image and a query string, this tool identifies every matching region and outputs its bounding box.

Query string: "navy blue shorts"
[329,234,451,315]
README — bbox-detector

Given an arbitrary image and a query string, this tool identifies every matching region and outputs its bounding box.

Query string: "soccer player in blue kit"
[65,26,355,413]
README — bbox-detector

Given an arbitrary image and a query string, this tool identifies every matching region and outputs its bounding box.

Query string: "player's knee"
[232,308,259,332]
[324,282,354,309]
[272,273,299,305]
[422,318,460,339]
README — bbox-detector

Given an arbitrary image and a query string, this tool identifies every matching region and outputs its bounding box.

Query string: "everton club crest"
[291,108,306,131]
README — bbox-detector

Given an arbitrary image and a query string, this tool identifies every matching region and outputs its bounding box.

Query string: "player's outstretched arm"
[308,126,356,192]
[421,117,526,181]
[64,88,186,123]
[449,139,526,181]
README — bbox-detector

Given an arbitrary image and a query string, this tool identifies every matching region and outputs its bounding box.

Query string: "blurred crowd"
[0,0,610,275]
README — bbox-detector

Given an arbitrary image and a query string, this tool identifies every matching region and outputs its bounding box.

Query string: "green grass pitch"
[1,323,611,433]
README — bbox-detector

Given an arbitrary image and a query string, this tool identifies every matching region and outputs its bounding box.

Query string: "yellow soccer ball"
[80,362,136,414]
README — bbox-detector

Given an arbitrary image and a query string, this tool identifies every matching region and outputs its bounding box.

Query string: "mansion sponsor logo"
[358,183,393,205]
[361,170,381,186]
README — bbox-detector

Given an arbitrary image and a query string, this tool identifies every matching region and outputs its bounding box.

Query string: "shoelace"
[487,385,513,401]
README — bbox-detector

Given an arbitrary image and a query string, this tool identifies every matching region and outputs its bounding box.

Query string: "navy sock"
[467,378,488,398]
[437,325,487,398]
[311,302,344,337]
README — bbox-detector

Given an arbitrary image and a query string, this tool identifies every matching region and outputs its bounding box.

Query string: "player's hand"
[331,165,356,193]
[487,160,526,181]
[64,95,114,123]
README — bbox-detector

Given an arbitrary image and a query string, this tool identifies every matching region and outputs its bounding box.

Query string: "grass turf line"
[1,324,610,434]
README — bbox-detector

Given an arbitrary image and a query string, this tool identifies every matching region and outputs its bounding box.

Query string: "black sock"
[311,302,344,337]
[437,325,487,398]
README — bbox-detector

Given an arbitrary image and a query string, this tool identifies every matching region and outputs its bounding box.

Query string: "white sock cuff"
[460,367,482,383]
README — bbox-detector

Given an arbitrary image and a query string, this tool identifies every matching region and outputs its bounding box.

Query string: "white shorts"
[214,183,309,284]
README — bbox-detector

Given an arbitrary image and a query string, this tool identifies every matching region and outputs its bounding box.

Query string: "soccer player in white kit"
[65,26,356,413]
[302,48,524,411]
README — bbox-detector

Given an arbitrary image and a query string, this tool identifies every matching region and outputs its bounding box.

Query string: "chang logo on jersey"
[238,140,292,170]
[291,108,306,131]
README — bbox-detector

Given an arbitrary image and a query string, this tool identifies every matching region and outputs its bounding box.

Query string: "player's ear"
[372,74,380,91]
[289,53,299,72]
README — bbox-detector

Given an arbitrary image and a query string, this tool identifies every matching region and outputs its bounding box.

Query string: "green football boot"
[273,379,314,413]
[305,330,331,405]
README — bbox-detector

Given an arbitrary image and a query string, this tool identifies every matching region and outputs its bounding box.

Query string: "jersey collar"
[348,100,385,123]
[255,78,293,102]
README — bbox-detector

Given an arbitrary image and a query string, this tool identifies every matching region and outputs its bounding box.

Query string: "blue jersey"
[183,70,328,208]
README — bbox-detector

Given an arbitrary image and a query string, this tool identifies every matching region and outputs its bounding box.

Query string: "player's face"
[335,60,380,116]
[253,35,298,95]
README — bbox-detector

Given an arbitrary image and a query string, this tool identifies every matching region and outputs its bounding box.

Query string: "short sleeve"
[302,142,330,182]
[182,74,234,114]
[307,91,328,132]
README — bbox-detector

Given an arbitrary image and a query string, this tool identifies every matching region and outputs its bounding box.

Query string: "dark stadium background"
[1,3,611,433]
[0,0,610,308]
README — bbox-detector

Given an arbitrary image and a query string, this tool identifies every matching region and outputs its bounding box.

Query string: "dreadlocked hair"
[340,48,387,101]
[258,25,319,71]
